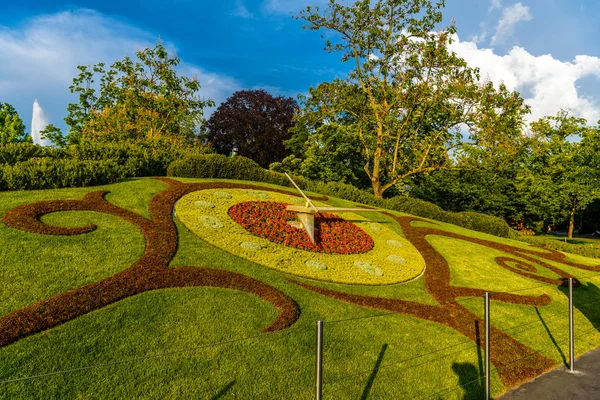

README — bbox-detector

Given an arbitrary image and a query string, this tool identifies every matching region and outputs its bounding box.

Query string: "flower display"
[176,189,425,285]
[228,201,374,254]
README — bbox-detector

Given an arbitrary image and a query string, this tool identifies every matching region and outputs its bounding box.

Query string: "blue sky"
[1,0,599,134]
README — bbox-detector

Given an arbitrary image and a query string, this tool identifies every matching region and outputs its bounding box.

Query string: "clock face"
[176,189,425,285]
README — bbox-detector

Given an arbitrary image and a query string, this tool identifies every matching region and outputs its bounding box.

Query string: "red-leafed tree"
[206,89,298,168]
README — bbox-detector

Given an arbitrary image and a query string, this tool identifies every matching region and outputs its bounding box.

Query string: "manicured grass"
[1,177,600,399]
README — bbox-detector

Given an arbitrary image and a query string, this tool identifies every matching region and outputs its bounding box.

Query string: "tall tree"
[0,102,28,144]
[47,43,213,147]
[520,111,598,238]
[297,0,529,198]
[206,89,298,168]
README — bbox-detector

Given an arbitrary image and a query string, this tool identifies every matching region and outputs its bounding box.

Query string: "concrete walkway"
[500,346,600,399]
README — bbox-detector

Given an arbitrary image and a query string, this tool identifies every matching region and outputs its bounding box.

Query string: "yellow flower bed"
[176,189,425,285]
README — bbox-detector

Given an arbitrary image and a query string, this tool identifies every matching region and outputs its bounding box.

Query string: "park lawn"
[0,177,599,399]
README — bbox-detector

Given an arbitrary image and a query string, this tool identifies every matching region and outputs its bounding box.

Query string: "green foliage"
[0,143,68,166]
[0,102,29,144]
[62,42,214,145]
[0,158,124,191]
[168,154,511,237]
[68,141,209,177]
[40,124,67,147]
[518,111,599,237]
[296,0,529,197]
[410,169,524,222]
[272,122,371,189]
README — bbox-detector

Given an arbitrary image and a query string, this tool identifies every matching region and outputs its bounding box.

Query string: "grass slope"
[0,177,599,399]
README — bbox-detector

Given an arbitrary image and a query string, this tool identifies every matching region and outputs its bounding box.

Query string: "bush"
[68,141,208,177]
[0,143,68,165]
[0,159,124,191]
[168,155,512,238]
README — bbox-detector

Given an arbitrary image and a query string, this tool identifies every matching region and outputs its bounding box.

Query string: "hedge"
[0,143,68,166]
[66,141,211,177]
[167,155,512,238]
[0,142,210,191]
[0,158,124,191]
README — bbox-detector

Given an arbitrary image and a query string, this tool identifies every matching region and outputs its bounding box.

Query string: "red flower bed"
[228,201,374,254]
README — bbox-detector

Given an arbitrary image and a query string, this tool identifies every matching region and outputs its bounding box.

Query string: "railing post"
[569,278,575,372]
[316,320,323,400]
[485,292,490,400]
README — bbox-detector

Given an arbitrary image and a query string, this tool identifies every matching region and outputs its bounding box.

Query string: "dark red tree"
[206,89,298,168]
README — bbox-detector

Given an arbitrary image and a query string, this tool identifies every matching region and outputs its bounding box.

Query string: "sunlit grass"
[0,178,599,399]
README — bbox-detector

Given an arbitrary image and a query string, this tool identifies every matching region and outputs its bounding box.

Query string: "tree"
[271,84,372,188]
[520,111,598,238]
[297,0,529,198]
[0,102,29,144]
[50,43,213,147]
[206,89,298,168]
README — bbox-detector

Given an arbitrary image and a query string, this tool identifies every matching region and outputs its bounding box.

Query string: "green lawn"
[1,177,600,399]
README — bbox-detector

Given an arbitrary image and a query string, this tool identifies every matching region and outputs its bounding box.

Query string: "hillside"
[1,177,600,399]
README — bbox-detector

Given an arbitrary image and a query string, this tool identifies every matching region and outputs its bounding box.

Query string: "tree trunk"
[568,207,576,239]
[372,179,383,199]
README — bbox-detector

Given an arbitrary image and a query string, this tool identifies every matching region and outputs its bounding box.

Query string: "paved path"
[500,346,600,399]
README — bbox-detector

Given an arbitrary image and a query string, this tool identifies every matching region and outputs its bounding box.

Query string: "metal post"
[316,320,323,400]
[569,278,575,372]
[485,292,491,400]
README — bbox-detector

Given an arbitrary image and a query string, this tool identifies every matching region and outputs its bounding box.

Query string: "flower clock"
[175,189,425,285]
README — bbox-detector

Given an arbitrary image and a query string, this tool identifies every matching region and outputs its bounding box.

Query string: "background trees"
[0,102,28,144]
[296,0,530,198]
[43,43,213,148]
[519,111,599,238]
[206,89,298,168]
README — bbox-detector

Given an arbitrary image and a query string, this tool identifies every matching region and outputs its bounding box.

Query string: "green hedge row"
[0,143,69,165]
[0,158,124,191]
[0,142,211,191]
[168,154,511,238]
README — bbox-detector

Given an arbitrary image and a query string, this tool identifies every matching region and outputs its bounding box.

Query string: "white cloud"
[491,2,532,45]
[488,0,502,12]
[233,0,254,18]
[0,10,241,132]
[449,35,600,124]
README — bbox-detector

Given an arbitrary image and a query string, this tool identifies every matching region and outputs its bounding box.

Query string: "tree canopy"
[295,0,529,198]
[206,89,298,168]
[44,43,213,148]
[518,111,599,237]
[0,102,28,144]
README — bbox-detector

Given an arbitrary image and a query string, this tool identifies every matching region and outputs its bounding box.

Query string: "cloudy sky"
[1,0,599,133]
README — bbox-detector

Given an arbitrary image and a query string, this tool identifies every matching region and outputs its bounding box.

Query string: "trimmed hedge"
[168,154,512,238]
[67,141,207,177]
[0,142,211,191]
[0,143,68,165]
[0,159,124,191]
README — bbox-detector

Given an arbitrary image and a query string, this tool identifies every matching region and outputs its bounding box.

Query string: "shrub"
[0,143,68,165]
[68,141,209,177]
[168,155,512,238]
[0,158,124,191]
